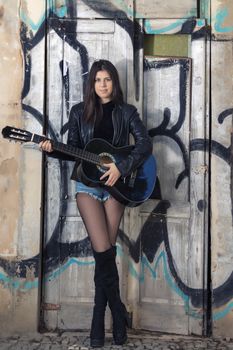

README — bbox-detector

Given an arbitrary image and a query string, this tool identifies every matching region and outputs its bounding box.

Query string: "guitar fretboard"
[33,134,101,166]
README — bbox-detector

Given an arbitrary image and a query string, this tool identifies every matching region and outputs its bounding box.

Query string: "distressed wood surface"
[23,15,208,337]
[52,0,197,20]
[76,19,115,33]
[140,56,192,334]
[144,19,206,35]
[144,57,191,202]
[135,0,197,18]
[211,41,233,336]
[188,37,209,335]
[52,0,132,18]
[139,52,207,335]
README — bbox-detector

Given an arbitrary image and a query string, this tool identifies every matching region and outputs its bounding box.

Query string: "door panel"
[135,0,197,19]
[132,44,207,334]
[137,57,191,334]
[43,18,133,330]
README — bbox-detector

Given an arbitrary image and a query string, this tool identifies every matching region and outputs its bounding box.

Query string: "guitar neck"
[32,134,101,165]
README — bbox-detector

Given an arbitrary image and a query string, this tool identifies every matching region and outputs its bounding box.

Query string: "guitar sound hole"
[97,152,115,173]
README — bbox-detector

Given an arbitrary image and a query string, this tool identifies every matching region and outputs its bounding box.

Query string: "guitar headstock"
[2,126,33,143]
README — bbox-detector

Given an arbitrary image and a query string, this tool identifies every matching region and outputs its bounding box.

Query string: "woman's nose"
[100,80,106,86]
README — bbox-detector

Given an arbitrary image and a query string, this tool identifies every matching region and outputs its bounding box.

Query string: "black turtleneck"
[93,101,115,143]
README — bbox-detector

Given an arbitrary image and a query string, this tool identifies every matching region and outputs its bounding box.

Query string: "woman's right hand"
[39,139,53,152]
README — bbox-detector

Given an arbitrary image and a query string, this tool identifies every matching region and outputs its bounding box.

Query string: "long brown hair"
[83,60,124,124]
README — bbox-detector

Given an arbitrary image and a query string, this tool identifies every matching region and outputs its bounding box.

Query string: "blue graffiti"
[19,1,233,35]
[1,247,233,320]
[19,11,46,31]
[144,19,187,35]
[214,301,233,321]
[19,0,68,31]
[215,7,233,33]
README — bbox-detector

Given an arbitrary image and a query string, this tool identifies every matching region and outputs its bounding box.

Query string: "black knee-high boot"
[93,247,130,345]
[90,255,108,347]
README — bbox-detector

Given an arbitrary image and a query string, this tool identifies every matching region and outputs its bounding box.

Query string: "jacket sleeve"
[46,104,83,161]
[66,104,84,149]
[67,104,84,181]
[116,107,153,177]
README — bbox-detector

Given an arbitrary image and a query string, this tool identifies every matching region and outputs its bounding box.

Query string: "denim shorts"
[75,181,111,202]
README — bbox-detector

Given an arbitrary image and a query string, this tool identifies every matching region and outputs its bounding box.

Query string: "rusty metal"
[42,303,61,311]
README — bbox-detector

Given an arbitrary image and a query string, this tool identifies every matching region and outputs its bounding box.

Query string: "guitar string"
[33,134,102,166]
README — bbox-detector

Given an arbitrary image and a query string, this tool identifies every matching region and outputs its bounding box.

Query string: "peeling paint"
[0,157,18,175]
[0,157,19,256]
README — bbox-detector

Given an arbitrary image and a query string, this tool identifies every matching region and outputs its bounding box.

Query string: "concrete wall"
[0,0,232,337]
[0,0,43,333]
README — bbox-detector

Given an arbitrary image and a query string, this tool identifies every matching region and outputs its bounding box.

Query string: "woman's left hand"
[100,162,121,187]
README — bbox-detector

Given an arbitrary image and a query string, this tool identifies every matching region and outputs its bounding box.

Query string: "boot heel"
[90,338,104,348]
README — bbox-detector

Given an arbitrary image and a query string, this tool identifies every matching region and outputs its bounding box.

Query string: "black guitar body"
[80,139,156,207]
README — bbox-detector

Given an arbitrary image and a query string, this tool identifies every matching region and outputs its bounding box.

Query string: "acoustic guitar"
[2,126,156,207]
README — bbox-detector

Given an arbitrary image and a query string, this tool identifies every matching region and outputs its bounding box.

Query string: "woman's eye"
[95,78,111,82]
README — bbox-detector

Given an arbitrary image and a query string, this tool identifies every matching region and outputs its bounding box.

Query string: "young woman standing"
[40,59,152,347]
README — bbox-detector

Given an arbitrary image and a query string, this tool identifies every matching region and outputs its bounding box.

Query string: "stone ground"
[0,331,233,350]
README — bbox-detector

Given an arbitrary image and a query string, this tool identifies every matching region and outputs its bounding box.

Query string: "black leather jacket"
[64,101,152,180]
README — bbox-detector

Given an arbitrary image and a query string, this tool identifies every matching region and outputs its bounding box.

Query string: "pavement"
[1,330,233,350]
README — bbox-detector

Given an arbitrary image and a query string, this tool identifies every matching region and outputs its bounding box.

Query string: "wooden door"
[140,56,192,333]
[42,18,133,331]
[42,17,208,336]
[124,34,208,335]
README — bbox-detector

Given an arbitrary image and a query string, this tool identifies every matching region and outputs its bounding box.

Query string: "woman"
[40,59,152,347]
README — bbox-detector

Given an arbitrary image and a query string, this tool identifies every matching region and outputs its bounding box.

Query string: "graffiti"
[144,8,233,36]
[19,1,233,35]
[214,7,233,33]
[145,58,190,188]
[1,0,233,333]
[1,100,232,310]
[144,18,209,39]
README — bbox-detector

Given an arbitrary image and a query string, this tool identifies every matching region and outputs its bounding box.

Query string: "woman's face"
[94,70,113,103]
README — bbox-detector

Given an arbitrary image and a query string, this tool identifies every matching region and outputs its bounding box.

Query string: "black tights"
[76,193,125,252]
